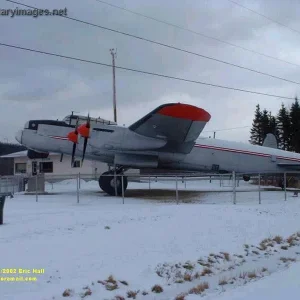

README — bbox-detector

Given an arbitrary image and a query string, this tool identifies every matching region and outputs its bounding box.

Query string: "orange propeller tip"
[67,131,78,143]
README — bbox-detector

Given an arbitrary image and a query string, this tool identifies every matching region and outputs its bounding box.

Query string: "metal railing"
[8,171,300,205]
[0,175,26,194]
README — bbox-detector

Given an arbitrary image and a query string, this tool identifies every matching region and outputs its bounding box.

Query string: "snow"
[197,262,300,300]
[1,178,300,300]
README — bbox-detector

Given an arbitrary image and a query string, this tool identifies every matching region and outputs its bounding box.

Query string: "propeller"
[67,117,79,167]
[77,114,91,165]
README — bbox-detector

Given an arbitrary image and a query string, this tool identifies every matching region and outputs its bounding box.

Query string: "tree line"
[249,97,300,152]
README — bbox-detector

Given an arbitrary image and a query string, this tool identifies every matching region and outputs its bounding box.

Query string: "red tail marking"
[158,103,211,122]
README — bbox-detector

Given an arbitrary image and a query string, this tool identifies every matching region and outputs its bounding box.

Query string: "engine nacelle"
[27,149,49,159]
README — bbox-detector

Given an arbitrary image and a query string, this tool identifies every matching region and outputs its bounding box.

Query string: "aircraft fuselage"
[15,119,300,175]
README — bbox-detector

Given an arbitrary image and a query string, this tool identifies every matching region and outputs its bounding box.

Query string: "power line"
[5,0,300,86]
[228,0,300,36]
[0,41,295,100]
[92,0,300,69]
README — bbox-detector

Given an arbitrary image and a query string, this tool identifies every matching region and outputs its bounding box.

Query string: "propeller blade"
[71,117,79,167]
[81,114,90,165]
[71,142,76,167]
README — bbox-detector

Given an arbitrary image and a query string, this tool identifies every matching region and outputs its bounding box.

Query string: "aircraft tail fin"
[262,133,278,149]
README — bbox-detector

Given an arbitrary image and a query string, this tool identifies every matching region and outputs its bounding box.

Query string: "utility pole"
[110,48,117,123]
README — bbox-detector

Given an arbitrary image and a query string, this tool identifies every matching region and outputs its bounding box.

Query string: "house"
[0,150,136,178]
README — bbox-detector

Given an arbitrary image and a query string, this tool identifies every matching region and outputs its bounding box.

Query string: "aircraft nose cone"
[15,130,23,144]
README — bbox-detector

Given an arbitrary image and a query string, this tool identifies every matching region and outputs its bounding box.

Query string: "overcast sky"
[1,0,300,144]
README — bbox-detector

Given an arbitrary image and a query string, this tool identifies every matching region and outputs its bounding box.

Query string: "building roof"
[0,150,59,158]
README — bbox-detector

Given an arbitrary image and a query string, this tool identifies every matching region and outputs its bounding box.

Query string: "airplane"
[14,103,300,196]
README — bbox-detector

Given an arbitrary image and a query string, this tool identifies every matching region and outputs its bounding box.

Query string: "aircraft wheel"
[98,171,128,196]
[243,175,250,182]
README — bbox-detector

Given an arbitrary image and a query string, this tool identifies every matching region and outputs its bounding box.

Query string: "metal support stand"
[114,168,117,197]
[258,173,261,204]
[35,175,38,202]
[0,193,13,225]
[232,171,236,205]
[175,176,179,204]
[121,175,124,204]
[284,172,287,201]
[77,173,79,203]
[0,196,5,225]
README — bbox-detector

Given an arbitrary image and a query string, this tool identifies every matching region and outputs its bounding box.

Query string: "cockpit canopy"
[62,114,117,126]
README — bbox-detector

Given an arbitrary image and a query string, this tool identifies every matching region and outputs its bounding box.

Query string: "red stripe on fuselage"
[49,135,68,140]
[194,144,300,162]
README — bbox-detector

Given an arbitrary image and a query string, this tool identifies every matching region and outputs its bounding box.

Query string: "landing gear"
[243,175,251,182]
[98,167,128,196]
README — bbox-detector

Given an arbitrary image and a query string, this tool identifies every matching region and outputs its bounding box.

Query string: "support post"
[232,171,236,205]
[35,174,38,202]
[258,173,261,204]
[284,172,287,201]
[114,168,117,197]
[175,176,179,204]
[121,175,124,204]
[78,172,81,189]
[77,173,79,203]
[110,48,117,123]
[0,196,5,225]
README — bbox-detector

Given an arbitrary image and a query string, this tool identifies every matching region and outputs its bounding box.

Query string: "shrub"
[151,285,163,293]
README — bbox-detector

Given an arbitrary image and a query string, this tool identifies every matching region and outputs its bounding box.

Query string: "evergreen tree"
[289,97,300,152]
[261,109,271,138]
[250,105,279,146]
[277,103,291,150]
[249,104,263,145]
[268,111,279,140]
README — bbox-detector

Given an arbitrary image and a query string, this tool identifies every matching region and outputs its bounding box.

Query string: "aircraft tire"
[243,175,250,182]
[98,171,128,196]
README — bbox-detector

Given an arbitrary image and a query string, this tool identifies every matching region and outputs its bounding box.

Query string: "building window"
[15,163,27,174]
[39,161,53,173]
[72,160,81,168]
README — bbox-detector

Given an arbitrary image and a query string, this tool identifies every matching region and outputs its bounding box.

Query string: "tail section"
[262,133,278,149]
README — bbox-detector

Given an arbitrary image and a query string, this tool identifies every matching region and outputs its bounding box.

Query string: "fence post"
[77,173,80,203]
[114,169,117,197]
[258,173,261,204]
[121,175,124,204]
[175,175,179,204]
[35,174,38,202]
[232,171,236,205]
[284,172,287,201]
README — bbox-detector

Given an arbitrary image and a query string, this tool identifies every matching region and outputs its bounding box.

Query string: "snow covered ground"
[1,178,300,300]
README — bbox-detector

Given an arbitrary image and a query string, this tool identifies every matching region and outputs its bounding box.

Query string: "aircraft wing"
[128,103,211,154]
